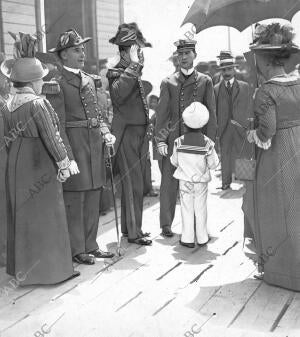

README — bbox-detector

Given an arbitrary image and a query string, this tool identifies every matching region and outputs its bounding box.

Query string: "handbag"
[235,157,256,181]
[233,120,256,181]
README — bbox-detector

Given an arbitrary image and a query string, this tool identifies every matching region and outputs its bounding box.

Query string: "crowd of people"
[1,20,300,293]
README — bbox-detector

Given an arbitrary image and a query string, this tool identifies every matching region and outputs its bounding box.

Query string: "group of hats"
[1,22,151,83]
[2,21,299,83]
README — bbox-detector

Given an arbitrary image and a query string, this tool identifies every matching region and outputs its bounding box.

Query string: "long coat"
[155,70,217,228]
[215,79,251,138]
[214,79,252,159]
[107,65,148,155]
[3,95,74,285]
[155,71,217,149]
[47,68,109,191]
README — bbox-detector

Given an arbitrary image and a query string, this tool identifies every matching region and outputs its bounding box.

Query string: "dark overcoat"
[214,79,252,158]
[155,70,217,150]
[107,65,148,155]
[155,70,217,228]
[47,68,109,191]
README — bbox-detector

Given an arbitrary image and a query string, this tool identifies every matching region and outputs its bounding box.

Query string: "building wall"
[96,0,121,60]
[2,0,37,57]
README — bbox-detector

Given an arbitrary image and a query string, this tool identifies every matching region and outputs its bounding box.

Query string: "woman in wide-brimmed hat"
[246,22,300,291]
[1,33,79,285]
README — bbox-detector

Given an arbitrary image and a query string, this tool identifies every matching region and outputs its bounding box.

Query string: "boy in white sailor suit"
[170,102,219,248]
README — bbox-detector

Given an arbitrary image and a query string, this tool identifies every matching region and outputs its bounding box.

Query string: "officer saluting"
[155,39,217,237]
[48,29,115,264]
[107,23,152,246]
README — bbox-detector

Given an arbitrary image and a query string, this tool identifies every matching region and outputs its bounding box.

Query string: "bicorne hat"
[109,22,152,48]
[217,50,238,69]
[49,29,91,53]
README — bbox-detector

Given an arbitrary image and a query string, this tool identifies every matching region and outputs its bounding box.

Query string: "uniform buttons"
[82,96,85,100]
[180,98,184,101]
[181,92,184,96]
[84,103,87,106]
[86,111,90,114]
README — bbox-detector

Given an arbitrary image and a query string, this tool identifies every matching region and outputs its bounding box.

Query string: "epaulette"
[106,68,124,80]
[42,80,61,95]
[87,73,102,88]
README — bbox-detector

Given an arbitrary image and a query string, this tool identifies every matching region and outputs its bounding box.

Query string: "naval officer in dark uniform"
[107,23,152,246]
[155,39,217,237]
[48,29,115,264]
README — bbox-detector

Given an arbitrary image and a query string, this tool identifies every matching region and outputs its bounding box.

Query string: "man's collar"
[181,67,195,76]
[226,77,235,86]
[63,65,81,74]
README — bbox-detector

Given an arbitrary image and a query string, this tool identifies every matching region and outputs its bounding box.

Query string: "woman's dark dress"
[250,77,300,291]
[3,92,74,285]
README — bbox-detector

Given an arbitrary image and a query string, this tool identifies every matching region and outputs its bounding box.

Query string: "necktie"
[226,81,232,95]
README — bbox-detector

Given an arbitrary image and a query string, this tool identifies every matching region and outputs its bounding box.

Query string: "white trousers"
[179,180,209,244]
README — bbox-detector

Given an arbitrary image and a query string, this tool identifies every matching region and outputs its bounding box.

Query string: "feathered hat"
[250,22,299,53]
[0,32,48,82]
[109,22,152,48]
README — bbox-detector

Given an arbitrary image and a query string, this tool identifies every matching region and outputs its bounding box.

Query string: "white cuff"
[253,130,272,150]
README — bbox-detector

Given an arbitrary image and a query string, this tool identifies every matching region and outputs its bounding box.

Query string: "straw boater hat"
[109,22,152,48]
[49,28,91,53]
[250,22,299,53]
[217,50,238,69]
[182,102,209,129]
[0,32,48,82]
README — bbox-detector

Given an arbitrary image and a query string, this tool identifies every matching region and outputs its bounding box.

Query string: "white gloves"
[129,45,140,63]
[157,142,168,156]
[104,133,116,147]
[57,159,80,183]
[68,160,80,175]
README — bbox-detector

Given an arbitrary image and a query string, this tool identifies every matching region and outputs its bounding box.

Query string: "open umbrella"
[182,0,300,32]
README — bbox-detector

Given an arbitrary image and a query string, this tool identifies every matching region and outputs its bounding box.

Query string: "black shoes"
[73,253,95,265]
[73,250,114,264]
[161,227,174,237]
[89,249,115,259]
[217,184,231,190]
[128,237,152,246]
[123,232,151,238]
[179,240,195,248]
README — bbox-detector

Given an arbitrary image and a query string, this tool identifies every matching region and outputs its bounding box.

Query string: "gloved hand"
[57,168,70,182]
[247,130,256,143]
[69,160,80,175]
[129,44,140,63]
[104,133,116,147]
[157,142,168,156]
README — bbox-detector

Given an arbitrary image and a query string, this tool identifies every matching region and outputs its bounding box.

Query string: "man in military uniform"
[48,29,115,264]
[107,23,152,246]
[155,39,217,237]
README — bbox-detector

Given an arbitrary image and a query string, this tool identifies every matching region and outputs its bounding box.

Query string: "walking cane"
[105,144,123,256]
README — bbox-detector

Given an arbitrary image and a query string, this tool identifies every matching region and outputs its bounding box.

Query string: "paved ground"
[0,169,300,337]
